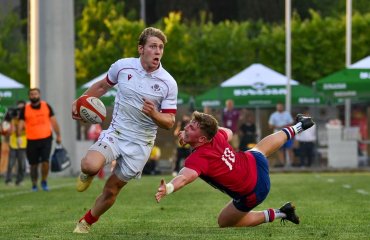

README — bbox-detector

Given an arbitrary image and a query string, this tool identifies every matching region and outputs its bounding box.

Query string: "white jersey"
[105,57,178,145]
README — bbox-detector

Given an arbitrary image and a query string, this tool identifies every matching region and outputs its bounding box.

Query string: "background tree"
[0,11,28,86]
[75,0,144,87]
[1,1,370,94]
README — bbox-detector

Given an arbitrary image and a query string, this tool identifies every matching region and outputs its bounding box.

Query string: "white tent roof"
[82,72,107,88]
[0,73,24,88]
[349,56,370,69]
[221,63,299,87]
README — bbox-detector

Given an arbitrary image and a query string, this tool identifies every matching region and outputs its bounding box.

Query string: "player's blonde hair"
[138,27,167,46]
[192,111,219,140]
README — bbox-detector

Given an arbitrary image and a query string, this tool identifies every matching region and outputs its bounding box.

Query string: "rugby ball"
[76,95,106,124]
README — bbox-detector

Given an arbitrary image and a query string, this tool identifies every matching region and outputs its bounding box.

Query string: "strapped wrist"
[165,183,174,195]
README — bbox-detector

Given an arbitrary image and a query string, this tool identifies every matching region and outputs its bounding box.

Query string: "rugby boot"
[76,172,94,192]
[279,202,300,224]
[73,219,91,233]
[296,113,314,130]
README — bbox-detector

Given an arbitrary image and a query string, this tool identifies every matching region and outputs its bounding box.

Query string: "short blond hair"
[138,27,167,46]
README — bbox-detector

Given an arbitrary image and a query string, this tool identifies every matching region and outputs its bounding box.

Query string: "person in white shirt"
[71,27,178,234]
[268,103,294,167]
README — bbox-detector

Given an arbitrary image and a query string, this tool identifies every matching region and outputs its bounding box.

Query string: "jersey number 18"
[221,148,235,170]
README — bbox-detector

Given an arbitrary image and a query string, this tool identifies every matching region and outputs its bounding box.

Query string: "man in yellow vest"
[5,100,27,186]
[17,88,62,191]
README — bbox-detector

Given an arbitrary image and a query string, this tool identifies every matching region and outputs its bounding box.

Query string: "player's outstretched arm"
[155,167,198,203]
[155,179,168,202]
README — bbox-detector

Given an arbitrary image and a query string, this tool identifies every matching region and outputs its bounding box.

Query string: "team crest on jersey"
[128,74,132,80]
[151,84,161,92]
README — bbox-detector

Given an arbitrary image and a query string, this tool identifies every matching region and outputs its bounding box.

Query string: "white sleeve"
[268,113,274,125]
[161,80,178,111]
[107,59,124,84]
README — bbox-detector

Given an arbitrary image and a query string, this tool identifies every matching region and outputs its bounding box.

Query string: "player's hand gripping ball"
[76,95,106,124]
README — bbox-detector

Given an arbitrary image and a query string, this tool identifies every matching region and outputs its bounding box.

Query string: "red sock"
[80,209,99,225]
[97,169,105,179]
[268,208,275,222]
[263,208,276,222]
[282,127,296,140]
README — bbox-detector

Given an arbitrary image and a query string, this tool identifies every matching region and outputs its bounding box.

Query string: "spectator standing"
[5,100,27,186]
[17,88,62,191]
[268,103,294,167]
[0,106,11,174]
[239,113,257,151]
[222,99,240,150]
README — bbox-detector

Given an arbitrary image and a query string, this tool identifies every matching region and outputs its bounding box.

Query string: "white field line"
[0,183,74,199]
[342,184,352,189]
[323,177,369,196]
[356,189,369,195]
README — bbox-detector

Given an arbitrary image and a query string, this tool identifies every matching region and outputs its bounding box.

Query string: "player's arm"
[82,77,113,98]
[142,98,175,130]
[173,121,181,136]
[155,167,198,203]
[50,116,62,144]
[72,78,113,119]
[218,127,233,142]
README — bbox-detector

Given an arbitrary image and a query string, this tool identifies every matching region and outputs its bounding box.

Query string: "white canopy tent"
[221,63,299,87]
[349,56,370,69]
[0,73,24,88]
[0,73,27,108]
[196,63,323,144]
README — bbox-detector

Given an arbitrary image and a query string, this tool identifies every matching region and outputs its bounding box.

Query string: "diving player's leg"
[252,114,314,157]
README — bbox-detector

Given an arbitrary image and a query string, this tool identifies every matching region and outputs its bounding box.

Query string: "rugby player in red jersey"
[156,111,314,227]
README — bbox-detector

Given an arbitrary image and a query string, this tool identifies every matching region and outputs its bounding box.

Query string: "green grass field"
[1,172,370,240]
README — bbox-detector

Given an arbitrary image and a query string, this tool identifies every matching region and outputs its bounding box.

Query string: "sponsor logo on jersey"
[151,84,161,92]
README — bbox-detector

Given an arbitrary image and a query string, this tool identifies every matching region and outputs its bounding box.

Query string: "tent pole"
[345,99,351,128]
[285,0,292,168]
[285,0,292,115]
[344,0,352,128]
[255,107,261,142]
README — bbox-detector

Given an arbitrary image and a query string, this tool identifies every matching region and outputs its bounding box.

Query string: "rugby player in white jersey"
[71,27,178,234]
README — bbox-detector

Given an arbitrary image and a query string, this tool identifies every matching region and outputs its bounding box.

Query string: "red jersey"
[184,129,257,198]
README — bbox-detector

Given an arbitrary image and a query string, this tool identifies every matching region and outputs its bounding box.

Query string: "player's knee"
[217,217,231,228]
[81,155,103,175]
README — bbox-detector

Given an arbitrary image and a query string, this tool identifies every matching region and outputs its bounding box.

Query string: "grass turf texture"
[0,172,369,239]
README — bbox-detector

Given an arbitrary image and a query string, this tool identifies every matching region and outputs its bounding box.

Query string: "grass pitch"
[0,172,369,240]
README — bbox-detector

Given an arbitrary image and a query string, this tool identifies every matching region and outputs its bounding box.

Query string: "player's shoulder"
[156,66,177,84]
[113,58,138,69]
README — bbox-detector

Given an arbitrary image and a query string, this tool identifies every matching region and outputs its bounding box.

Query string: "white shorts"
[89,130,153,182]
